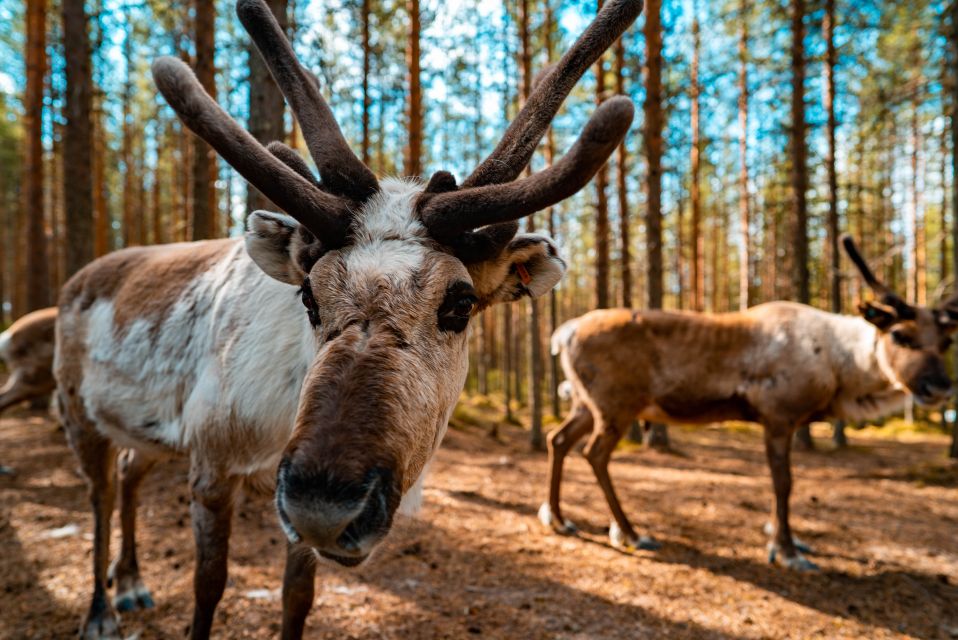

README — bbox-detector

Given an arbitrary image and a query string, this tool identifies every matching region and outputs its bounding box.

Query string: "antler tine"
[421,97,634,237]
[236,0,378,202]
[267,141,322,189]
[841,234,894,299]
[462,0,643,189]
[152,57,352,243]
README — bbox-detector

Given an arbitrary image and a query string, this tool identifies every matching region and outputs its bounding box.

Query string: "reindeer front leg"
[281,543,318,640]
[188,461,240,640]
[763,426,818,571]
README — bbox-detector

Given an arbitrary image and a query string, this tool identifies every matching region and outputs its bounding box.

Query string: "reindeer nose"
[276,464,396,564]
[919,374,952,399]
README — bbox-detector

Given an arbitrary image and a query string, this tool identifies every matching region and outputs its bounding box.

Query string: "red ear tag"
[516,263,532,286]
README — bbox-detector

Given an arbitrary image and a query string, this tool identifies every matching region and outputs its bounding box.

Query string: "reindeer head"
[843,235,956,406]
[153,0,641,566]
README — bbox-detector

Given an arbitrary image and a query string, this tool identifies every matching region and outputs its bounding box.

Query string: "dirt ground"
[2,400,957,640]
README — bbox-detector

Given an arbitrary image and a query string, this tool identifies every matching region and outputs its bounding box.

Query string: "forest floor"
[2,397,958,640]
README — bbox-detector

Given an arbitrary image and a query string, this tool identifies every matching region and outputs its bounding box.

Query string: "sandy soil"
[2,402,957,640]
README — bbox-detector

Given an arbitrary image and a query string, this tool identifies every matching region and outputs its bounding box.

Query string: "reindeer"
[0,307,57,415]
[54,1,643,638]
[542,236,956,571]
[0,307,57,475]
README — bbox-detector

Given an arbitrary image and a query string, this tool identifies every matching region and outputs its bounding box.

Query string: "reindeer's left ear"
[468,234,566,308]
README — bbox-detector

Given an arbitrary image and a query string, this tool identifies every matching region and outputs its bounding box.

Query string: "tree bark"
[246,0,287,215]
[122,21,137,247]
[592,0,611,310]
[62,0,93,278]
[191,0,216,240]
[643,0,663,311]
[24,0,50,313]
[643,0,667,449]
[361,0,372,166]
[404,0,422,177]
[615,35,631,309]
[790,0,809,306]
[950,0,958,459]
[738,0,750,311]
[690,5,703,311]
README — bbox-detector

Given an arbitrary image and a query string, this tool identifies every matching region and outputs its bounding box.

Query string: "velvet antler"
[420,97,634,238]
[421,0,642,259]
[842,234,915,317]
[152,57,352,244]
[236,0,377,202]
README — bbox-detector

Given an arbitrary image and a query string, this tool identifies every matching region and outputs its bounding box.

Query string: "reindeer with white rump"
[543,235,956,571]
[54,0,643,637]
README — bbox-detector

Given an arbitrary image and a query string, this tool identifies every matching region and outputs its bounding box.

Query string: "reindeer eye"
[438,282,477,334]
[890,330,914,348]
[300,278,321,328]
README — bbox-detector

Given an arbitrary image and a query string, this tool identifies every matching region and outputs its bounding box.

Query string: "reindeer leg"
[584,418,659,551]
[65,425,121,640]
[281,543,318,640]
[187,460,239,640]
[540,402,593,534]
[109,448,158,613]
[764,427,818,571]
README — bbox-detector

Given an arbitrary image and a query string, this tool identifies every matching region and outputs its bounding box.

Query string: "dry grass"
[2,402,957,639]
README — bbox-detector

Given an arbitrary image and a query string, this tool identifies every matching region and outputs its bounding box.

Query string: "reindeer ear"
[468,234,566,308]
[859,300,898,330]
[245,211,323,285]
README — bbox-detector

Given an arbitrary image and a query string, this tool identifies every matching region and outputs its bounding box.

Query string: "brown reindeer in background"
[0,307,57,475]
[544,236,956,571]
[54,1,644,638]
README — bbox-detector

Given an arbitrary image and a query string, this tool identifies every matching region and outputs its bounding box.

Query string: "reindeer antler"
[841,234,916,317]
[236,0,377,202]
[420,0,643,258]
[152,57,352,244]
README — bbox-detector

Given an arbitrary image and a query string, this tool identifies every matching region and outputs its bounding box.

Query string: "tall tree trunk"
[543,1,561,420]
[246,0,287,214]
[191,0,216,240]
[738,0,750,311]
[690,5,703,311]
[643,0,663,311]
[122,21,136,247]
[593,0,611,309]
[790,0,813,450]
[24,0,49,313]
[62,0,93,278]
[615,35,631,309]
[790,0,809,305]
[361,0,372,166]
[404,0,422,177]
[643,0,668,449]
[823,0,847,447]
[949,0,958,459]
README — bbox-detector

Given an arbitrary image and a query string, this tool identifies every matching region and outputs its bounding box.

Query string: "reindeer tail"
[551,318,579,356]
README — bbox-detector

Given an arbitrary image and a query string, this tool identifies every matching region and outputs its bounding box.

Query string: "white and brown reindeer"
[543,235,956,571]
[0,307,57,474]
[54,0,644,638]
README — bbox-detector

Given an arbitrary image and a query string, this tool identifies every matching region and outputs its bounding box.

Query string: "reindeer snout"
[276,462,398,566]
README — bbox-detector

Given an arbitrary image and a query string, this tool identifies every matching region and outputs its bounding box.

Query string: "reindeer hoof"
[0,465,15,476]
[538,503,577,535]
[80,610,122,640]
[763,522,814,555]
[113,586,154,612]
[609,521,660,551]
[767,543,819,571]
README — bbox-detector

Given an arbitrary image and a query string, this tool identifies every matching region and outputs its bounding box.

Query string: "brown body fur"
[546,300,953,569]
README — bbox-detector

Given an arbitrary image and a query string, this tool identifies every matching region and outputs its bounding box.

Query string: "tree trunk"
[122,22,136,247]
[690,6,703,311]
[24,0,50,313]
[738,0,750,311]
[950,0,958,459]
[62,0,93,278]
[246,0,288,215]
[404,0,422,177]
[543,2,561,419]
[790,0,809,305]
[643,0,663,311]
[643,0,667,450]
[191,0,216,240]
[592,0,611,310]
[361,0,372,166]
[615,35,631,309]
